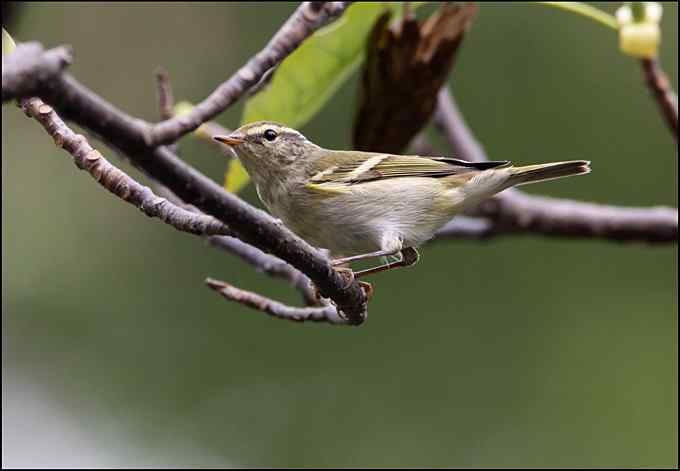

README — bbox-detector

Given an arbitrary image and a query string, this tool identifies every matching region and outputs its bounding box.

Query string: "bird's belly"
[278,178,460,257]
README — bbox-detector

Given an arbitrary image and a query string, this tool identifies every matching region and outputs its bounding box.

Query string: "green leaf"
[2,28,16,56]
[242,3,405,129]
[224,159,251,193]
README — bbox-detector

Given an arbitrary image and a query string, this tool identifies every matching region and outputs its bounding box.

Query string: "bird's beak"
[213,133,245,146]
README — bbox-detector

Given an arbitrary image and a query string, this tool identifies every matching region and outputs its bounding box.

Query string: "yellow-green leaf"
[241,2,423,129]
[173,100,194,118]
[224,159,251,193]
[2,28,16,56]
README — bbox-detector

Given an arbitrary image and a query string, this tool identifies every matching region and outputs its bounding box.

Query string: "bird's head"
[214,121,319,181]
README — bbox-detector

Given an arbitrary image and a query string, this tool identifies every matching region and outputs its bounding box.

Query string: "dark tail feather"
[508,160,591,187]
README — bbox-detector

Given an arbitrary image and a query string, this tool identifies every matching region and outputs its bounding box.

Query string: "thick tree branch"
[206,278,347,325]
[147,1,351,146]
[151,180,323,310]
[437,192,678,242]
[433,216,495,239]
[4,23,677,325]
[432,86,677,243]
[2,42,72,102]
[640,58,678,141]
[21,96,232,237]
[28,70,368,324]
[207,235,319,307]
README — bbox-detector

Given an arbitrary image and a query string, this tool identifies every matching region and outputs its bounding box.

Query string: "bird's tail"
[507,160,591,187]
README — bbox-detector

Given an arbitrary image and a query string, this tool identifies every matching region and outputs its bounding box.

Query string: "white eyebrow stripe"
[247,124,278,136]
[245,124,306,141]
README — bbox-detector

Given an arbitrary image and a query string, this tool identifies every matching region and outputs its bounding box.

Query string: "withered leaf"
[353,3,478,154]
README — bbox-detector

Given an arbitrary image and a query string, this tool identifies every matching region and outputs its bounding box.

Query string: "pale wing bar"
[310,154,511,185]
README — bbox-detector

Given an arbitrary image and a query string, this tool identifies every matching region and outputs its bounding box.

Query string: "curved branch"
[21,96,232,237]
[2,42,72,102]
[151,181,321,308]
[147,1,351,146]
[4,33,676,327]
[432,86,677,244]
[640,58,678,141]
[436,193,678,242]
[28,70,368,324]
[206,278,347,325]
[207,235,319,307]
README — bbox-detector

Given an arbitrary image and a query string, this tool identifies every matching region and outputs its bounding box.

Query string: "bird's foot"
[334,266,355,288]
[333,267,374,303]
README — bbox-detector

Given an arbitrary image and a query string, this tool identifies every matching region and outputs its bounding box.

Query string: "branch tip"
[205,277,351,325]
[148,1,352,145]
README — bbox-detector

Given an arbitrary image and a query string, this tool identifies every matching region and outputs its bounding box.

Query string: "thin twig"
[2,42,72,102]
[147,2,351,146]
[206,278,348,325]
[4,37,677,327]
[154,67,175,121]
[208,235,320,307]
[150,179,319,306]
[21,97,232,237]
[153,67,179,156]
[28,69,368,324]
[640,58,679,141]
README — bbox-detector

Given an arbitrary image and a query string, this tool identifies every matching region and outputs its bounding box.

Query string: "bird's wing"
[305,151,510,193]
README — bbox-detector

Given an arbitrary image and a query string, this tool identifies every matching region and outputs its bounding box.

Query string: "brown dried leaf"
[353,3,478,154]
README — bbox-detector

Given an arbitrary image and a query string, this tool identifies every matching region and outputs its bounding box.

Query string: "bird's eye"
[263,129,278,142]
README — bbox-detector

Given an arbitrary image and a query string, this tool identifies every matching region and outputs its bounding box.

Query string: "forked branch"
[21,96,232,237]
[432,88,677,243]
[147,1,351,146]
[3,2,677,326]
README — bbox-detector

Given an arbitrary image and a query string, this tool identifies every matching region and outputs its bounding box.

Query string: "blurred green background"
[2,2,677,468]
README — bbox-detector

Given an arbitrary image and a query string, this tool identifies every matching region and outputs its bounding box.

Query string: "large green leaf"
[241,2,406,128]
[227,2,420,193]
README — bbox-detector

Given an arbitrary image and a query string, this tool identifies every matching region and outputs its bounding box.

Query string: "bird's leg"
[354,247,420,279]
[324,248,419,303]
[331,248,401,267]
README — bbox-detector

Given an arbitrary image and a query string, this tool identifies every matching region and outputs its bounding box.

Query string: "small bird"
[215,121,590,279]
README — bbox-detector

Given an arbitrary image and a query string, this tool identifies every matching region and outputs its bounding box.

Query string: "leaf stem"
[535,2,619,30]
